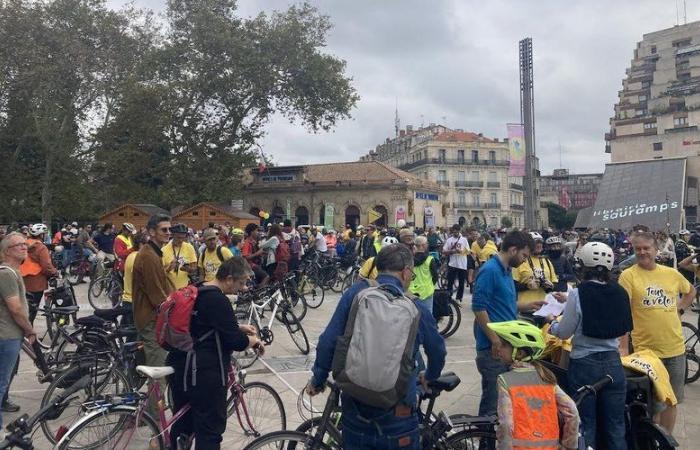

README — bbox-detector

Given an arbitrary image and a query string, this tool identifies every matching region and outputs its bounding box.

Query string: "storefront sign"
[416,192,439,201]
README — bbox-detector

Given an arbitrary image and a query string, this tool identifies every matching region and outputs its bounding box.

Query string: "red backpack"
[155,285,216,352]
[276,240,291,263]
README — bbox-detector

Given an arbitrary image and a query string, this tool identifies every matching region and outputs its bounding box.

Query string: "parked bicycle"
[87,259,124,309]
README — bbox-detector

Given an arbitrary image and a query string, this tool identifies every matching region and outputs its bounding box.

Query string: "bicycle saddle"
[94,306,128,321]
[136,365,174,379]
[74,315,107,327]
[428,371,461,392]
[114,327,138,340]
[52,306,80,315]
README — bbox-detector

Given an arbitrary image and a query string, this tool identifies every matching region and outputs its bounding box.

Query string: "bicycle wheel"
[444,428,498,449]
[686,352,700,384]
[56,405,164,450]
[279,278,307,322]
[224,381,287,446]
[40,360,132,445]
[682,321,699,353]
[243,430,334,450]
[88,276,113,310]
[300,276,325,309]
[631,419,676,450]
[233,316,261,369]
[437,300,462,339]
[281,308,310,354]
[39,310,62,350]
[65,261,84,285]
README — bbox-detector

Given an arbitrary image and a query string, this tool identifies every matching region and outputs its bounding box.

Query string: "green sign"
[324,203,334,228]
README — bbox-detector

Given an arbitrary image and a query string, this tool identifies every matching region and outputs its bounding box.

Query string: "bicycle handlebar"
[575,374,613,406]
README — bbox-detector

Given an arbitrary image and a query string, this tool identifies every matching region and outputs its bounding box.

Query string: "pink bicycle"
[55,363,286,449]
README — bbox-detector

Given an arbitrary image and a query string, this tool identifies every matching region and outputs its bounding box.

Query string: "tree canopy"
[0,0,358,225]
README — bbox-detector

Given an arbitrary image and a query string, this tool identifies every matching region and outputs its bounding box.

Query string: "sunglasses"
[159,227,171,233]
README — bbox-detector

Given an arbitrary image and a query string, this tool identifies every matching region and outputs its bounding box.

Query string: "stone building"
[539,169,603,211]
[244,161,447,230]
[361,125,530,229]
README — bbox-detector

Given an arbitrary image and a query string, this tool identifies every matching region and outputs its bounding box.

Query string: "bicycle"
[682,319,700,383]
[87,260,124,309]
[234,286,310,368]
[55,364,286,449]
[65,253,96,285]
[0,375,91,450]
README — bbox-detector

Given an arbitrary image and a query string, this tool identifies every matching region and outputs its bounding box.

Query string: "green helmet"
[487,320,545,362]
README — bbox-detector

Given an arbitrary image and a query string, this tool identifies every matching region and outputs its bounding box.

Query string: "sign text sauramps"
[592,201,680,222]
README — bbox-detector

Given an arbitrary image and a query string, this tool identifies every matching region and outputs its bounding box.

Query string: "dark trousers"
[2,356,19,404]
[341,396,419,450]
[446,266,467,300]
[168,354,228,450]
[476,349,509,416]
[26,291,44,325]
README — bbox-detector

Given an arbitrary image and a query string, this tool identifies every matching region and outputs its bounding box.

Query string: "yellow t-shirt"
[359,257,379,280]
[470,241,482,259]
[198,246,234,282]
[122,251,138,303]
[162,241,197,290]
[513,256,558,307]
[618,264,690,358]
[478,240,498,263]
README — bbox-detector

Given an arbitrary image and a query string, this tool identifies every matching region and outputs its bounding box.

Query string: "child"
[487,320,580,450]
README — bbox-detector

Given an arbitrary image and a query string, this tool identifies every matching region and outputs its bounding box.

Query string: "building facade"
[244,161,447,230]
[539,169,603,211]
[172,202,258,231]
[361,125,535,229]
[605,21,700,225]
[98,204,170,230]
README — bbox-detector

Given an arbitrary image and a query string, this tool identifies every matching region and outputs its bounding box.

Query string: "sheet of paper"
[533,292,567,317]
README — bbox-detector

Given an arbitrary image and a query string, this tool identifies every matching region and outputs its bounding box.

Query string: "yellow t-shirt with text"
[162,241,197,290]
[122,252,138,303]
[198,246,234,282]
[618,264,690,358]
[513,256,558,307]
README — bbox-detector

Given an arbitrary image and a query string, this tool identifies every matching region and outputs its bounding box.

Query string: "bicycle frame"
[245,290,284,332]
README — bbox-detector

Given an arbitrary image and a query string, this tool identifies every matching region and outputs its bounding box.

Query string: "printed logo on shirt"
[641,285,675,309]
[532,267,544,279]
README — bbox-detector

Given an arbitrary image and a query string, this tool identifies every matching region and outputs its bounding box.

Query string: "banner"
[558,186,571,209]
[368,208,382,224]
[424,206,435,229]
[507,123,526,177]
[324,203,334,228]
[395,206,407,223]
[285,198,291,220]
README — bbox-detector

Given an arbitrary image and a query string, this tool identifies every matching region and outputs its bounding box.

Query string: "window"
[472,192,480,206]
[651,45,657,54]
[489,150,496,162]
[488,171,497,182]
[457,150,465,163]
[644,122,657,129]
[635,109,646,117]
[118,212,124,217]
[193,211,199,216]
[641,80,651,89]
[458,171,465,182]
[674,116,688,126]
[134,213,140,216]
[490,193,498,204]
[439,149,446,162]
[424,150,428,160]
[210,211,216,216]
[438,170,447,181]
[653,142,663,151]
[458,191,466,205]
[639,94,647,102]
[471,170,480,182]
[471,150,479,162]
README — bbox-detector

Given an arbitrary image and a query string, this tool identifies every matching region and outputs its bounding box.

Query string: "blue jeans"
[341,396,419,450]
[476,349,509,416]
[0,339,22,428]
[568,351,627,450]
[420,295,434,314]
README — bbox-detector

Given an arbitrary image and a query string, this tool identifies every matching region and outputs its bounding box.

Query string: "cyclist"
[309,227,328,255]
[241,223,269,287]
[167,257,264,450]
[228,228,244,256]
[198,228,233,283]
[488,320,580,450]
[20,224,57,324]
[163,223,198,290]
[442,224,469,302]
[545,235,576,292]
[513,232,558,318]
[359,236,397,280]
[410,235,438,313]
[548,242,632,449]
[114,222,136,272]
[121,232,148,328]
[93,223,116,262]
[675,229,694,283]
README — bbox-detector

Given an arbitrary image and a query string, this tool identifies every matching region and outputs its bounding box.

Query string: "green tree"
[500,216,513,228]
[545,202,576,230]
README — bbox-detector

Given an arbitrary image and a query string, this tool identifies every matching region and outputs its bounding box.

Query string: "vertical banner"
[324,203,334,228]
[395,205,407,223]
[285,198,292,220]
[507,123,526,177]
[424,206,435,229]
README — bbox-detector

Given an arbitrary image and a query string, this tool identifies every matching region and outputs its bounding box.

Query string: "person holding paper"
[548,242,632,449]
[512,233,558,321]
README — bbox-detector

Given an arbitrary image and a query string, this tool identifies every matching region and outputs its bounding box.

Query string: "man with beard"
[472,230,534,417]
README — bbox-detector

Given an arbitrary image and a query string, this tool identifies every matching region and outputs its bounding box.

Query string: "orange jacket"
[22,239,58,293]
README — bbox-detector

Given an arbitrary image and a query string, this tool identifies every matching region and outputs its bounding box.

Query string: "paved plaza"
[5,285,700,449]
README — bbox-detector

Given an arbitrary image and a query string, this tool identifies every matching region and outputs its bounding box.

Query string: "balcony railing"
[454,180,483,187]
[397,158,510,170]
[453,202,483,209]
[511,204,525,210]
[437,180,450,186]
[509,183,524,190]
[486,181,501,188]
[484,202,501,209]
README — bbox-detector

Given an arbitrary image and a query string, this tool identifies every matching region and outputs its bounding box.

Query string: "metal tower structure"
[519,37,538,229]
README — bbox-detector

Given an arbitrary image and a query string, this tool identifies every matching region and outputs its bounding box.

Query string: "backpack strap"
[216,246,224,263]
[0,265,19,280]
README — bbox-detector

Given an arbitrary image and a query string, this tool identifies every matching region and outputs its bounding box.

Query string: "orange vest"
[500,369,560,450]
[20,238,42,277]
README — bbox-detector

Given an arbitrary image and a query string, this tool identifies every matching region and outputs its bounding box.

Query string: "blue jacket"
[471,256,517,351]
[311,274,446,407]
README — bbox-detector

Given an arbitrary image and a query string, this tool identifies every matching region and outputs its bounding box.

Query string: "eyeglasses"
[159,227,171,233]
[8,242,28,248]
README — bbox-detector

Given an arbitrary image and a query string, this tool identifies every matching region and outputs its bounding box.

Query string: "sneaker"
[2,399,20,413]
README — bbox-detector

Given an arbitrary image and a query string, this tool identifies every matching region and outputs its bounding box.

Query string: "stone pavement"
[4,285,700,448]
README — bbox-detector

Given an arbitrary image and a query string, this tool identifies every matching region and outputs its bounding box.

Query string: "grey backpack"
[331,281,421,409]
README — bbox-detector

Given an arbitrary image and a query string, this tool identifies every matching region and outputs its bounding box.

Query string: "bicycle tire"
[55,404,164,450]
[444,428,498,449]
[65,261,84,285]
[278,278,307,322]
[682,321,699,354]
[282,308,310,354]
[686,352,700,384]
[88,276,111,310]
[233,315,261,369]
[301,277,325,308]
[225,381,287,445]
[631,419,676,450]
[40,360,131,445]
[243,430,334,450]
[40,308,60,350]
[438,300,462,339]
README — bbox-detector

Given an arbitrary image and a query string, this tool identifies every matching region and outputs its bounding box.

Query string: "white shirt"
[314,233,327,252]
[443,235,470,270]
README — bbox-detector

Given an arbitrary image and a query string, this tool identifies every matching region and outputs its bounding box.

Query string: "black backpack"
[199,246,225,266]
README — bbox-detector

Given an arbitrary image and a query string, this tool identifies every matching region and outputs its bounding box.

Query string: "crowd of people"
[0,216,697,448]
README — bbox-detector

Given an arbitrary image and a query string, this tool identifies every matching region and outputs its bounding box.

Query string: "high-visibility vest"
[499,369,560,450]
[20,238,42,277]
[410,255,435,300]
[115,234,133,250]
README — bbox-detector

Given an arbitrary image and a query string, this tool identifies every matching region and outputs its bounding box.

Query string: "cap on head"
[398,228,415,240]
[203,229,218,241]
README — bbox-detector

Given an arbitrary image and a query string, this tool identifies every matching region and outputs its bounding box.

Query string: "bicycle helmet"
[29,223,48,237]
[487,320,545,362]
[231,228,244,236]
[545,236,562,246]
[529,232,543,242]
[123,222,136,234]
[575,242,614,271]
[381,236,398,248]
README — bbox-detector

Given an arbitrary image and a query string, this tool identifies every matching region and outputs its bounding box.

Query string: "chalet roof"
[172,202,258,220]
[99,203,169,219]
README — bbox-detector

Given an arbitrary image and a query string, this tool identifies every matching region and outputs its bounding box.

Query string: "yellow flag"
[368,208,382,224]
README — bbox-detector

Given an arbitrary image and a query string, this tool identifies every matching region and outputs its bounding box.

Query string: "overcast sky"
[107,0,700,175]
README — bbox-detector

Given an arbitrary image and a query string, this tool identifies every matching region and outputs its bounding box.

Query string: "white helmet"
[576,242,614,271]
[680,229,691,236]
[396,219,406,228]
[545,236,563,246]
[29,223,48,237]
[54,245,64,253]
[529,232,543,242]
[381,236,399,248]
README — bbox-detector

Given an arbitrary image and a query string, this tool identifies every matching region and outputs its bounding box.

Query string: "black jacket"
[549,253,576,292]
